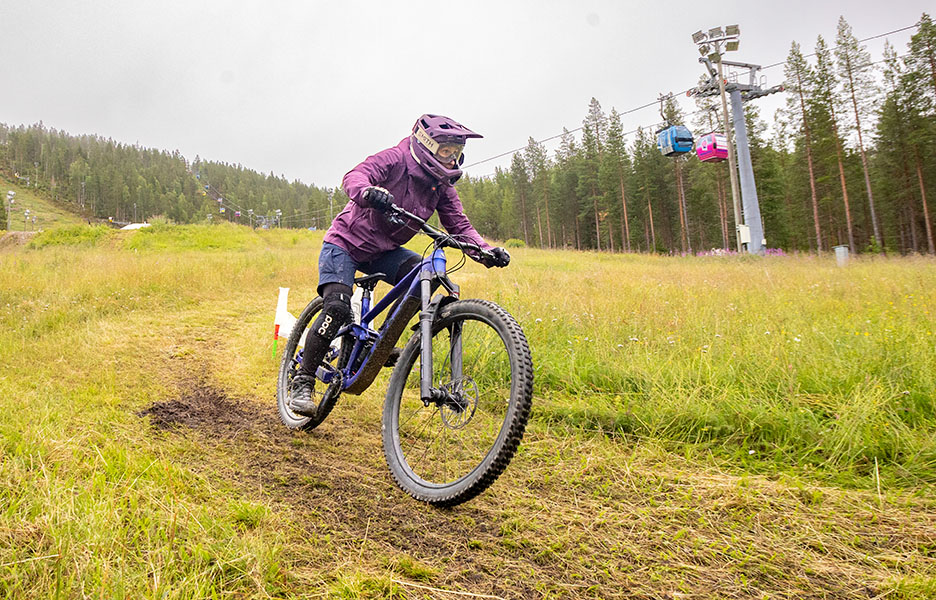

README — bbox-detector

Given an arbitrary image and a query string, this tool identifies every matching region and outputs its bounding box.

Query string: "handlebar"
[383,202,494,263]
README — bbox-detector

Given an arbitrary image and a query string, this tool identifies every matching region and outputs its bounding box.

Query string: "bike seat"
[354,273,385,291]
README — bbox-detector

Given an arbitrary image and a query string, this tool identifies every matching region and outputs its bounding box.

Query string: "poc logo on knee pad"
[317,315,333,336]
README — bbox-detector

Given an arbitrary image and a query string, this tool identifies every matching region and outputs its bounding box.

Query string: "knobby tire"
[381,299,533,506]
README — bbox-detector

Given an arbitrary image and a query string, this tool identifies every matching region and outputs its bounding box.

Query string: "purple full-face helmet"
[409,114,483,184]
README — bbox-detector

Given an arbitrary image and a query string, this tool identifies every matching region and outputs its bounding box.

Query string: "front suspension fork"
[419,275,463,405]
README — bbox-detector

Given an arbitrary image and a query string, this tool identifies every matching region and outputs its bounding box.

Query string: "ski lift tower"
[690,26,782,254]
[6,191,14,231]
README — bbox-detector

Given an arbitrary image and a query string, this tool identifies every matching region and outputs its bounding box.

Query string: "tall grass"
[0,235,302,597]
[4,227,936,488]
[1,222,934,596]
[27,224,114,248]
[505,251,936,487]
[4,228,935,489]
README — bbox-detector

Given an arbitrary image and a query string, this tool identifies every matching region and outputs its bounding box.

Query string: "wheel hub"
[439,378,478,429]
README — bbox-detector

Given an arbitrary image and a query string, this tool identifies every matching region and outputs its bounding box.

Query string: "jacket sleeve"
[342,146,403,207]
[437,186,493,251]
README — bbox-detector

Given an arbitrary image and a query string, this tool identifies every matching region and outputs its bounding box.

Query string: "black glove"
[482,247,510,268]
[362,186,392,212]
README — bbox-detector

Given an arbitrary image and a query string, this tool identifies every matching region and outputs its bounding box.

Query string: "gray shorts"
[317,242,421,295]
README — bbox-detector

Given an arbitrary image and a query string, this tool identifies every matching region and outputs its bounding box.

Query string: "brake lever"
[460,247,491,265]
[384,203,406,227]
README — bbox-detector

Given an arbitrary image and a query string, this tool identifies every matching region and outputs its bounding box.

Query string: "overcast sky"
[1,1,930,189]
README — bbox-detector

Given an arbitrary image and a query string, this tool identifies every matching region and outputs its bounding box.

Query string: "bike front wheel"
[382,299,533,506]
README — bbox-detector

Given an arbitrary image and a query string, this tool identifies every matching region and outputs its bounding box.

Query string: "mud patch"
[136,379,476,561]
[138,382,257,433]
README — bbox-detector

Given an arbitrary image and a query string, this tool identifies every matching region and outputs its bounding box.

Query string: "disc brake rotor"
[439,378,478,429]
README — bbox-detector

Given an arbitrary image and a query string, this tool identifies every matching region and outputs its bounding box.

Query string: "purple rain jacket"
[324,137,492,263]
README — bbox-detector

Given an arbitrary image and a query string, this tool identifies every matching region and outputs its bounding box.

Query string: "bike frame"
[316,244,461,403]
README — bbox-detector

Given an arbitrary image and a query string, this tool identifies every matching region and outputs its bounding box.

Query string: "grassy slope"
[1,223,935,599]
[0,174,85,232]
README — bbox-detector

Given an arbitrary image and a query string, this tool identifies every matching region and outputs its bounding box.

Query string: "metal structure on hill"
[6,191,14,231]
[690,26,782,254]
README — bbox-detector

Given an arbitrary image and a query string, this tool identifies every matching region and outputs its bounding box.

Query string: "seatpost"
[360,287,371,324]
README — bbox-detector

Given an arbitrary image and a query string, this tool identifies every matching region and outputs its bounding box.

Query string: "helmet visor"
[434,143,464,165]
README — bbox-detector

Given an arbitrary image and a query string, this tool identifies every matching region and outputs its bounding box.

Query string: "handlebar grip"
[382,203,488,261]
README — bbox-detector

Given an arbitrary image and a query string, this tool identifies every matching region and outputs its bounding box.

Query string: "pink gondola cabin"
[696,133,729,163]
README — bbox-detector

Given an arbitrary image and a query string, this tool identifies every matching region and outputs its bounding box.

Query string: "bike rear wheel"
[276,297,350,430]
[382,299,533,506]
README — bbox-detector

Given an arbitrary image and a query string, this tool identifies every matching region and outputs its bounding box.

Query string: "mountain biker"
[289,114,512,416]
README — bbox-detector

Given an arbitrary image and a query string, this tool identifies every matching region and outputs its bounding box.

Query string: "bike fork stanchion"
[418,273,436,404]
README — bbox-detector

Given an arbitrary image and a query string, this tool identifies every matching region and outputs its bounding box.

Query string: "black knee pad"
[311,291,352,342]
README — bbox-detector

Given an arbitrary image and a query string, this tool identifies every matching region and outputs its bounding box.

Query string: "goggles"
[414,123,466,165]
[434,143,464,164]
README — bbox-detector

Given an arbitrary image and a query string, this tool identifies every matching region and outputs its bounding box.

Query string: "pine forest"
[2,14,935,256]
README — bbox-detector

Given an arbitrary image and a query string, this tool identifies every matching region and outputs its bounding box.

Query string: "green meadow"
[1,223,935,599]
[1,178,85,233]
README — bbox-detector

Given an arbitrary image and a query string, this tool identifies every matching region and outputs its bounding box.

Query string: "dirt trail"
[141,382,539,597]
[139,380,936,599]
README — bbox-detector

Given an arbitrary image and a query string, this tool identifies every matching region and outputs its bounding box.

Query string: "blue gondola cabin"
[657,125,694,157]
[696,132,729,162]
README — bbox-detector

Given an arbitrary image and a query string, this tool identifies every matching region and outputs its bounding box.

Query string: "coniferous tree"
[578,98,608,250]
[812,35,856,251]
[601,108,634,251]
[554,128,580,248]
[0,123,331,227]
[785,41,825,251]
[836,16,882,250]
[877,42,919,252]
[523,137,553,247]
[905,13,936,252]
[633,127,668,252]
[509,152,532,246]
[660,96,690,253]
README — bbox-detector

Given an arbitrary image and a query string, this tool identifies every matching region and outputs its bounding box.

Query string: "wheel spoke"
[398,399,425,432]
[403,405,440,458]
[278,298,346,431]
[410,410,445,472]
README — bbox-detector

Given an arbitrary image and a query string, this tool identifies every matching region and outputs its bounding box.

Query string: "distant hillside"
[1,173,84,232]
[0,122,348,229]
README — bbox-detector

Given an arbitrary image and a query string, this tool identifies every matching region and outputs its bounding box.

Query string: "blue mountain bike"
[276,203,533,506]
